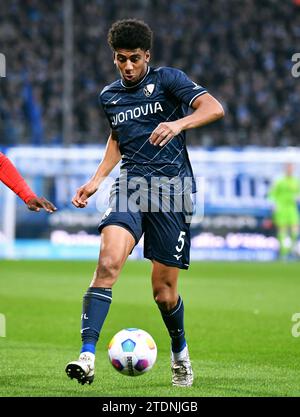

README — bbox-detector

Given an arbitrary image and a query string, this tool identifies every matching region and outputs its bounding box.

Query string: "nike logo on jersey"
[173,254,182,260]
[111,98,122,105]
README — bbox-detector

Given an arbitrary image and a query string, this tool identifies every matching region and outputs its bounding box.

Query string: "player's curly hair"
[107,19,153,51]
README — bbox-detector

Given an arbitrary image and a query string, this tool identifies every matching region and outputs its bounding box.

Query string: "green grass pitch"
[0,259,300,397]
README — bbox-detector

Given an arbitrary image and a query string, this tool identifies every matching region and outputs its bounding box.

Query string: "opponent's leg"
[277,226,289,259]
[151,260,193,387]
[66,225,135,384]
[290,224,299,257]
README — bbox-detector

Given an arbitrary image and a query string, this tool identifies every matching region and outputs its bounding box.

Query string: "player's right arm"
[72,131,121,208]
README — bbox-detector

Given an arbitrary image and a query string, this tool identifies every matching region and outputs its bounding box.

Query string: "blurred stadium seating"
[0,0,300,147]
[0,1,300,261]
[0,145,299,261]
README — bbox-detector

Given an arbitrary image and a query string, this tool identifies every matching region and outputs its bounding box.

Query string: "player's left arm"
[149,93,224,147]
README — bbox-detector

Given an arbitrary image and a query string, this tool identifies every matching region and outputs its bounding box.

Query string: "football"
[108,328,157,376]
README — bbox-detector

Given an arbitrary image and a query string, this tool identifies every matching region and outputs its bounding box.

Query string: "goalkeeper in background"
[268,163,300,260]
[0,152,56,213]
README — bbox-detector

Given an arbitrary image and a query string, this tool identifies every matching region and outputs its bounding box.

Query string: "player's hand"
[26,197,57,213]
[149,121,182,147]
[72,181,98,208]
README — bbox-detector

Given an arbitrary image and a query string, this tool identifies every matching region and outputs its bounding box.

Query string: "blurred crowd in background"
[0,0,300,147]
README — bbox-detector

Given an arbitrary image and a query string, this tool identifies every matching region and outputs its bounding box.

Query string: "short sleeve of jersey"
[158,67,207,107]
[98,87,113,129]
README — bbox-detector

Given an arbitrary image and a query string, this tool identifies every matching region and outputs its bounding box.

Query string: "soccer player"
[0,152,56,212]
[268,162,300,260]
[66,19,224,387]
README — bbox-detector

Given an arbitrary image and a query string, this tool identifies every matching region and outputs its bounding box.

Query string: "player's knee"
[95,255,121,284]
[153,289,177,311]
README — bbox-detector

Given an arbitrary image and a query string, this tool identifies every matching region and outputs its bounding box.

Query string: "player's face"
[114,48,150,85]
[286,163,294,177]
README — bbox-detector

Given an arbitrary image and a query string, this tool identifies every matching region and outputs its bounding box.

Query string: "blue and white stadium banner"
[0,146,299,261]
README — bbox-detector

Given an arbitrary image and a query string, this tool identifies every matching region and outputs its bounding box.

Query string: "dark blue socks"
[159,295,187,353]
[80,289,186,355]
[80,287,112,354]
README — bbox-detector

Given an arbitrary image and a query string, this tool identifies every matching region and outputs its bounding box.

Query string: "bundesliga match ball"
[108,328,157,376]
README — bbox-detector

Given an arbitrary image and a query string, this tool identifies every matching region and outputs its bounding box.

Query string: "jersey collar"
[120,66,150,89]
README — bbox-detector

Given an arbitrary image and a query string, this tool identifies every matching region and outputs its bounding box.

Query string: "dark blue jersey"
[99,66,207,193]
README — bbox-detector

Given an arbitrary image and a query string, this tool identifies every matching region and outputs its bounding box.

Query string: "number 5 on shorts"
[176,231,186,253]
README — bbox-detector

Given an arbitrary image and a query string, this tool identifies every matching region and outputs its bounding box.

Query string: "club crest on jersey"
[143,83,155,97]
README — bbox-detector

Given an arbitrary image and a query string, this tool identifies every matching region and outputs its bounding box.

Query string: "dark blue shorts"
[98,190,193,270]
